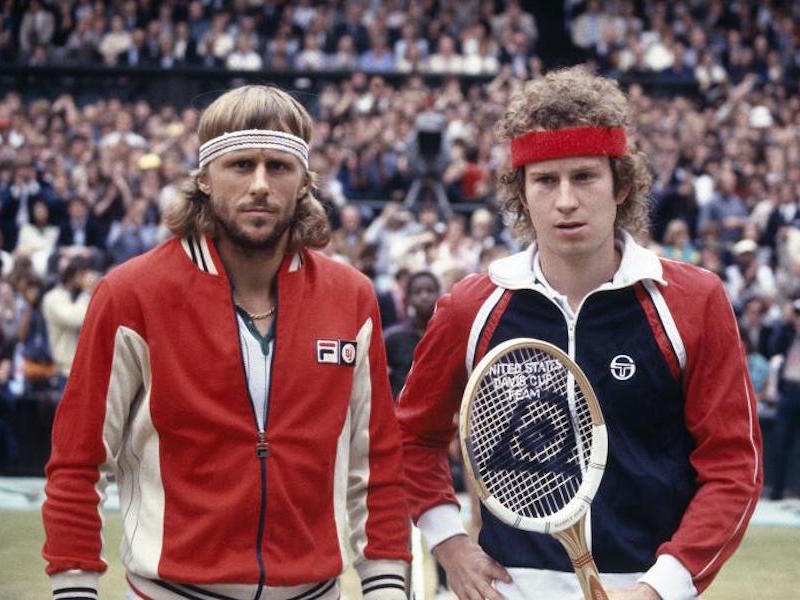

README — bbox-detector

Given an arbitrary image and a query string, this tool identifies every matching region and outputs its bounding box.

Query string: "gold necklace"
[235,302,276,321]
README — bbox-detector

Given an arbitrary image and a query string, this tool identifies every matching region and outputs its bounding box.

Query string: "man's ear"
[615,185,631,206]
[297,176,311,199]
[197,172,211,196]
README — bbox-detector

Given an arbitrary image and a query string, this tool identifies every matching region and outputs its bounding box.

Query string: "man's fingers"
[475,577,505,600]
[485,559,513,583]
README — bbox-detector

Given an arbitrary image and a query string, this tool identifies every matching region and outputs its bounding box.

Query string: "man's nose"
[555,180,579,212]
[250,163,269,195]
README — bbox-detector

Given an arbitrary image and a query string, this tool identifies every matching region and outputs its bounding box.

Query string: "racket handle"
[571,558,609,600]
[554,520,609,600]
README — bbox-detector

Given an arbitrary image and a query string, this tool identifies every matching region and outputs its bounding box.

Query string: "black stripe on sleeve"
[180,582,239,600]
[361,574,405,585]
[286,578,336,600]
[152,580,206,599]
[362,583,407,595]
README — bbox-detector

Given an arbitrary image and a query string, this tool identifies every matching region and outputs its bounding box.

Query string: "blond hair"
[495,66,652,242]
[164,85,330,250]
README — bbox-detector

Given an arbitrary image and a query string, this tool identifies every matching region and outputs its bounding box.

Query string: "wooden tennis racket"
[459,337,609,600]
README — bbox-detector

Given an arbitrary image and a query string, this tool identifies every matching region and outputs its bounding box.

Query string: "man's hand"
[606,583,661,599]
[432,534,511,600]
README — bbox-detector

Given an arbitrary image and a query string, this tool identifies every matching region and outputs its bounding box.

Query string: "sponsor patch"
[316,339,357,366]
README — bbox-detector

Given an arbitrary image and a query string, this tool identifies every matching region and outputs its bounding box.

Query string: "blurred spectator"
[16,274,57,393]
[424,36,464,74]
[364,202,421,292]
[226,34,262,71]
[333,3,370,54]
[14,197,59,278]
[57,195,104,251]
[1,161,42,251]
[120,28,154,67]
[725,238,777,311]
[99,14,132,66]
[763,182,800,253]
[19,0,55,58]
[394,23,428,66]
[105,198,157,266]
[491,0,537,49]
[740,322,770,406]
[383,270,441,399]
[434,213,480,277]
[765,299,800,500]
[739,294,772,358]
[41,256,96,383]
[698,166,749,245]
[197,13,234,67]
[294,32,326,71]
[330,203,367,266]
[659,218,700,265]
[359,32,395,72]
[328,34,359,70]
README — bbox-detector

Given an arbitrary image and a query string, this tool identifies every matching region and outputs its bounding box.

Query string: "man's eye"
[268,161,288,171]
[234,160,252,169]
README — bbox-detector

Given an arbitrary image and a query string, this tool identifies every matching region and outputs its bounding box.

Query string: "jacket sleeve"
[41,279,142,597]
[348,285,411,599]
[647,276,763,596]
[395,291,471,547]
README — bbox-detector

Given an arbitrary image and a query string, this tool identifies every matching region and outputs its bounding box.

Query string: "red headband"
[510,126,627,168]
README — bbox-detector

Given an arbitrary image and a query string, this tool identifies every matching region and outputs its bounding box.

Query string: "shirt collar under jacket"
[487,229,666,292]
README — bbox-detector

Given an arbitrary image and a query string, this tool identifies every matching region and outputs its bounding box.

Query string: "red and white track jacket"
[43,235,410,600]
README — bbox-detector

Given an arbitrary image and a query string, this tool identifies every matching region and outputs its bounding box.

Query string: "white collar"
[488,230,665,291]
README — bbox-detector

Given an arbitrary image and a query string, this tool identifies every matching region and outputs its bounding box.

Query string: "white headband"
[198,129,310,170]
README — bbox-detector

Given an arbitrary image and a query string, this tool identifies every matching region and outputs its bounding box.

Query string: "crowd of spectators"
[0,0,798,495]
[2,0,536,76]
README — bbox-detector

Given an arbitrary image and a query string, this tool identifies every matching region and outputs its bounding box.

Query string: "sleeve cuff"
[417,503,468,550]
[355,559,408,600]
[51,570,99,599]
[638,554,698,600]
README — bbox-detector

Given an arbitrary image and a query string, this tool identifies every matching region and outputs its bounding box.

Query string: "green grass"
[1,510,795,599]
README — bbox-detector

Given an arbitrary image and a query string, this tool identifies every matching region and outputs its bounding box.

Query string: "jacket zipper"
[231,287,275,600]
[255,327,276,600]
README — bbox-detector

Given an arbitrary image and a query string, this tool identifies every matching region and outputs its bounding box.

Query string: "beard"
[209,197,298,254]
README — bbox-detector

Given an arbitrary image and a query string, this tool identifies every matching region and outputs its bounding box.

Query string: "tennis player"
[42,85,410,600]
[397,66,762,600]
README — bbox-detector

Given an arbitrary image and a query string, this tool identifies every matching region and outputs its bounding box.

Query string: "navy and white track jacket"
[398,232,762,599]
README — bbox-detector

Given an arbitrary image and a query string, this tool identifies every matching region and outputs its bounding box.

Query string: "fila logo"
[316,339,357,366]
[610,354,636,381]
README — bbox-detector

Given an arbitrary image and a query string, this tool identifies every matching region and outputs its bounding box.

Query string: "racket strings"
[470,346,594,519]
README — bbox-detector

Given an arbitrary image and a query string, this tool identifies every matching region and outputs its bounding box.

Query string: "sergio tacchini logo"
[610,354,636,381]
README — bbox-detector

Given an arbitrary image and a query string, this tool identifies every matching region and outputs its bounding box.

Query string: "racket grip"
[570,557,609,600]
[555,521,609,600]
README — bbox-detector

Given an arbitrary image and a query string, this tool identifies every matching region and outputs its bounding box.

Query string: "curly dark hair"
[494,66,652,242]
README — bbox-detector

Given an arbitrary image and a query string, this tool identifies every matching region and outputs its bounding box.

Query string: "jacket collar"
[180,234,304,276]
[488,230,665,291]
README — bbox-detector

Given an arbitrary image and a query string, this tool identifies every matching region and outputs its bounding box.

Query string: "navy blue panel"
[479,289,571,570]
[577,288,694,573]
[476,287,696,573]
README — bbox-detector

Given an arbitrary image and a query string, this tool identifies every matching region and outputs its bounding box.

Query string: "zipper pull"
[256,431,269,459]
